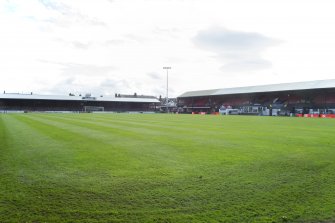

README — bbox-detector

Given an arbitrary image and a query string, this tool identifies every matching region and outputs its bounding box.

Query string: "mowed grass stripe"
[30,113,231,148]
[28,113,330,146]
[34,113,335,141]
[31,113,171,138]
[28,114,283,165]
[2,115,249,221]
[0,115,202,221]
[27,114,241,153]
[1,114,335,222]
[0,115,85,191]
[29,113,335,160]
[17,114,255,177]
[21,114,188,162]
[15,113,335,181]
[12,115,186,175]
[29,113,219,135]
[0,115,89,222]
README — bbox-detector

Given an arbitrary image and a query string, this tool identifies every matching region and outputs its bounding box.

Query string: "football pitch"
[1,113,335,222]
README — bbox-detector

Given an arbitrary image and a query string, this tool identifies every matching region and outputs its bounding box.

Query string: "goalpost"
[83,106,105,113]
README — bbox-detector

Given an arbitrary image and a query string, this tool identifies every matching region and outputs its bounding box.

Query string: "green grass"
[1,113,335,222]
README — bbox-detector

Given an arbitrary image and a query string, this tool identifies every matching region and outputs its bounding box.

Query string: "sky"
[1,0,335,97]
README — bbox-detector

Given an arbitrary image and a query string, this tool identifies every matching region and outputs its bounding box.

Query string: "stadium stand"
[0,93,160,113]
[178,79,335,116]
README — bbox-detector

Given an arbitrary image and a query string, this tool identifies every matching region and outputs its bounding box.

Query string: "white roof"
[0,93,160,103]
[179,79,335,98]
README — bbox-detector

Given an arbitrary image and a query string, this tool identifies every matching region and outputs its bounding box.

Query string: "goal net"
[84,106,105,113]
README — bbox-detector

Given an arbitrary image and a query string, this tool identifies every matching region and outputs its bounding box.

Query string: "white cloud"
[193,27,280,72]
[1,0,335,97]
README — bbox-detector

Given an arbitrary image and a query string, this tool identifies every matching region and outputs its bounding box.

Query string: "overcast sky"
[1,0,335,97]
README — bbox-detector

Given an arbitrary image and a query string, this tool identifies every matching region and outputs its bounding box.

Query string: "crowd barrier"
[191,112,220,115]
[190,112,335,118]
[191,112,207,115]
[296,114,335,118]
